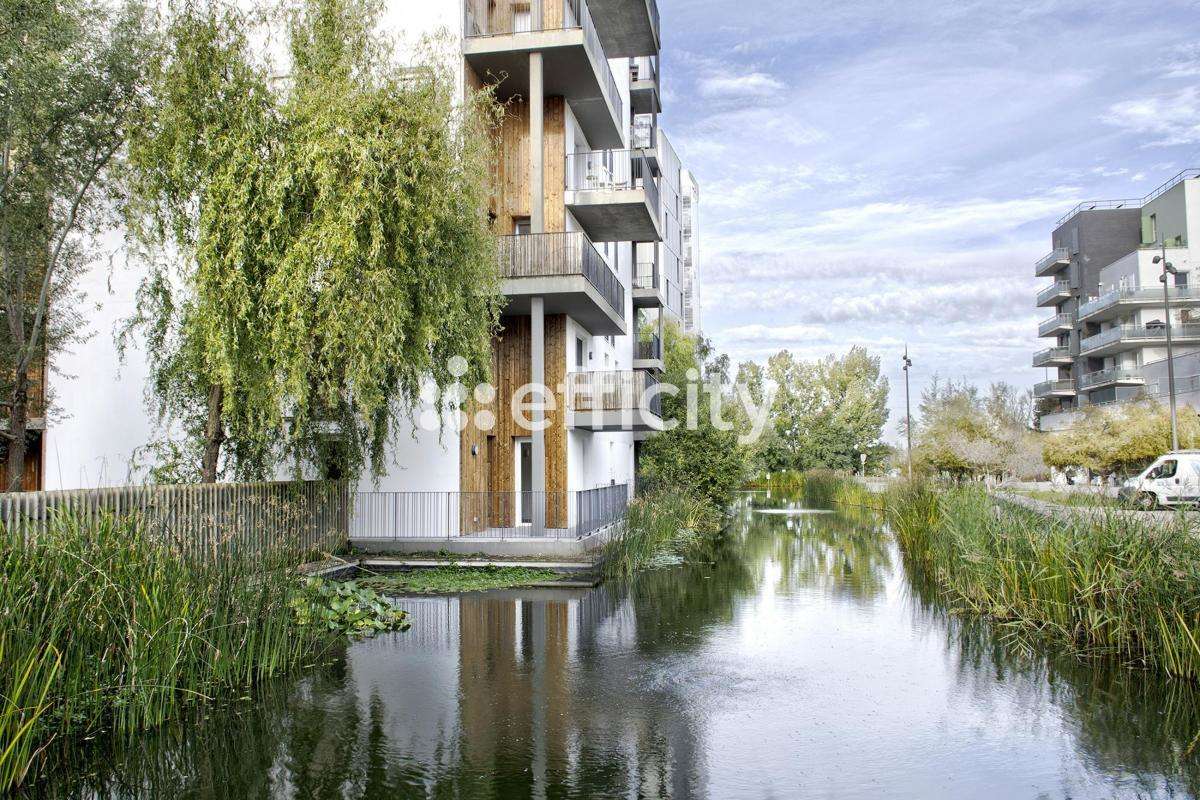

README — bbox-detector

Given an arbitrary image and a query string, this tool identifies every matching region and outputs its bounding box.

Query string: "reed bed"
[887,479,1200,682]
[603,490,722,578]
[0,512,339,793]
[800,470,884,510]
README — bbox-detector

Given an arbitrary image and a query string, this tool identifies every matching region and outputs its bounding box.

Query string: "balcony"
[1078,367,1145,391]
[633,333,663,371]
[1079,323,1200,357]
[1034,247,1070,277]
[463,0,624,148]
[628,56,660,114]
[496,232,626,335]
[1078,284,1200,323]
[1036,281,1071,307]
[1033,379,1076,398]
[631,113,659,174]
[1032,346,1073,368]
[567,370,664,431]
[565,149,662,242]
[632,260,664,308]
[585,0,659,57]
[1037,312,1074,337]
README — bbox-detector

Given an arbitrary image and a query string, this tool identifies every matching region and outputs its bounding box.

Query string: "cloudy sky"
[656,0,1200,440]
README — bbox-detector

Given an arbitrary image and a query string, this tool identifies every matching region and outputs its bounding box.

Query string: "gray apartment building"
[1036,170,1200,431]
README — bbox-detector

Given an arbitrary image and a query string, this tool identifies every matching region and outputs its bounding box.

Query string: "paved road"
[994,491,1199,531]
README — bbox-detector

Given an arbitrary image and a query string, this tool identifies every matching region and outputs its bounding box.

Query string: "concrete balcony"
[1078,367,1145,391]
[1078,283,1200,323]
[1032,346,1073,368]
[1036,281,1072,307]
[463,0,624,148]
[566,149,662,242]
[1078,322,1200,358]
[632,261,663,308]
[496,231,626,336]
[1038,312,1074,337]
[1034,247,1070,278]
[633,334,663,371]
[586,0,659,56]
[628,56,661,114]
[1033,379,1075,398]
[567,370,664,432]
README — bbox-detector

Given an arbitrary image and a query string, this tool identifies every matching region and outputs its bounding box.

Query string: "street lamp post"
[902,347,913,479]
[1154,244,1179,451]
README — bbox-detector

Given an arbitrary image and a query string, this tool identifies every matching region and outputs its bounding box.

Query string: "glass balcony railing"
[1079,322,1200,354]
[1078,285,1200,319]
[1033,379,1075,397]
[1034,247,1070,277]
[1036,281,1071,306]
[1078,368,1144,390]
[1032,346,1072,367]
[1037,312,1074,337]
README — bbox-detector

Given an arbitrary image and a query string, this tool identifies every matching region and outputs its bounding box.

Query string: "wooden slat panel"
[545,314,567,527]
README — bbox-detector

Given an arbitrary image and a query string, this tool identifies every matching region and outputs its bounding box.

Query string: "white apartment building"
[19,0,699,538]
[1037,170,1200,431]
[680,168,701,334]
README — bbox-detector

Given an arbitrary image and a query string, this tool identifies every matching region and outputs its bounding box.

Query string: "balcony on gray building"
[1033,379,1076,398]
[1034,247,1071,278]
[1077,285,1200,323]
[1032,346,1073,368]
[1037,312,1074,338]
[1036,281,1072,307]
[1077,367,1145,391]
[1078,322,1200,357]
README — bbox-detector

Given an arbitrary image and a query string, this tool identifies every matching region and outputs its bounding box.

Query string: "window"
[1151,459,1178,479]
[513,217,530,235]
[575,337,585,369]
[1176,271,1189,288]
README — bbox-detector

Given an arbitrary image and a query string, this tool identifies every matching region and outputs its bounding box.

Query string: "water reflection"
[26,490,1200,799]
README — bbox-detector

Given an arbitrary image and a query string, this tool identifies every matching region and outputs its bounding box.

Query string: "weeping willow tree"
[124,0,502,483]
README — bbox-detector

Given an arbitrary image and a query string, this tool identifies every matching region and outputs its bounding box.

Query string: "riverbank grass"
[0,512,344,793]
[356,565,562,594]
[603,490,722,578]
[888,480,1200,681]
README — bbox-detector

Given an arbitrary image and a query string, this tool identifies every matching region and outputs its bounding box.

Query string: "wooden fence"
[0,480,349,557]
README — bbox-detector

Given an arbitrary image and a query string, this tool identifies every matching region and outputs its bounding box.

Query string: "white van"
[1119,451,1200,509]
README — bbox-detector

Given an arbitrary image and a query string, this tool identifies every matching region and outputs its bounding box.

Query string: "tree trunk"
[5,372,28,493]
[201,382,225,483]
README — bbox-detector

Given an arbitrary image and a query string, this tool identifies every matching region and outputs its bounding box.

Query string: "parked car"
[1118,451,1200,509]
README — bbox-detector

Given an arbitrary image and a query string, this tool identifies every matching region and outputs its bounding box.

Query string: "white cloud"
[698,71,784,99]
[1102,87,1200,147]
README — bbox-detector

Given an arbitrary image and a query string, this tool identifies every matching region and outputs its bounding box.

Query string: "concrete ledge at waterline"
[346,520,624,559]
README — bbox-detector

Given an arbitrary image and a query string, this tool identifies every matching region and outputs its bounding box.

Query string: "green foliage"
[911,377,1045,480]
[355,565,561,594]
[123,0,503,482]
[290,578,410,636]
[639,321,749,510]
[800,469,883,509]
[0,0,147,488]
[0,511,338,792]
[763,347,890,474]
[1043,400,1200,478]
[603,489,723,578]
[887,480,1200,682]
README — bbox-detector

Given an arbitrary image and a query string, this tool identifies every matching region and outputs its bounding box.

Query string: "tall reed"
[887,480,1200,681]
[0,511,338,792]
[604,490,722,578]
[801,469,884,510]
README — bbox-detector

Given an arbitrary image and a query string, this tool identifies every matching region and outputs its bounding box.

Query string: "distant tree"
[765,347,889,473]
[124,0,502,483]
[1,0,146,490]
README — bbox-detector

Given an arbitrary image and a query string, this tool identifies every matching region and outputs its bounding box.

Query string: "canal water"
[32,491,1200,798]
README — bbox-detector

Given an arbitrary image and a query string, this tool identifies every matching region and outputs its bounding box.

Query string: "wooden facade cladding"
[491,96,566,234]
[459,315,568,531]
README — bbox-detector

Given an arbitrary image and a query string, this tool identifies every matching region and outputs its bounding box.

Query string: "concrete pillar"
[530,51,544,234]
[531,296,546,494]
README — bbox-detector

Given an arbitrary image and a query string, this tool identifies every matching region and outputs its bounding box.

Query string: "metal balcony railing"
[1078,367,1144,390]
[463,0,622,131]
[1037,312,1074,337]
[1032,346,1072,367]
[1033,379,1075,397]
[1078,285,1200,319]
[631,114,656,149]
[1036,281,1071,306]
[496,232,624,316]
[636,334,662,361]
[1054,169,1200,228]
[633,261,658,290]
[566,149,660,217]
[351,483,629,541]
[1080,322,1200,353]
[1034,247,1070,276]
[568,370,662,418]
